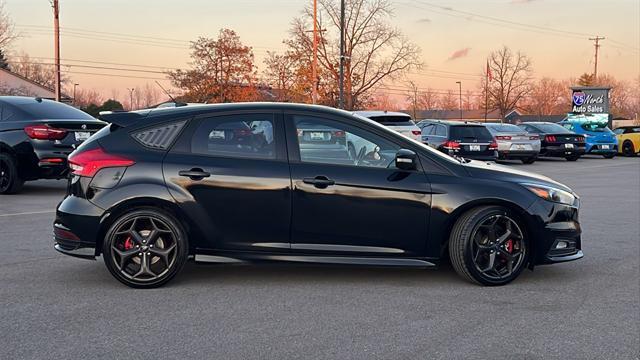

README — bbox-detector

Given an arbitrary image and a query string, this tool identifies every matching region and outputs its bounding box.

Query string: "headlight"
[522,183,577,206]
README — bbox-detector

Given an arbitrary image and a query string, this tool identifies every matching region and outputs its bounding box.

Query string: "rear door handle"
[178,168,211,180]
[303,176,335,189]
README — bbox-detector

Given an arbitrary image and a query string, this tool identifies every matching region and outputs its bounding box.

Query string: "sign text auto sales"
[570,88,610,114]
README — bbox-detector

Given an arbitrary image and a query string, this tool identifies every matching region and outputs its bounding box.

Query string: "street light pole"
[456,81,462,121]
[72,83,79,106]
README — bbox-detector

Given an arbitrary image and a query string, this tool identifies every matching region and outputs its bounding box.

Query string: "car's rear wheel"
[0,153,24,195]
[449,206,528,286]
[565,155,580,161]
[103,208,188,288]
[521,156,536,164]
[622,141,635,157]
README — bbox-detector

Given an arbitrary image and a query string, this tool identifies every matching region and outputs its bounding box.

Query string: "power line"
[60,70,169,81]
[7,61,169,74]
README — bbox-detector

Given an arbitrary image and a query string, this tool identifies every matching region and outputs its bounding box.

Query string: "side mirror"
[395,149,417,171]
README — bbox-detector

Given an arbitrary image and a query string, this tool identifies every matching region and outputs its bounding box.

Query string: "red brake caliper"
[505,239,514,253]
[123,236,134,250]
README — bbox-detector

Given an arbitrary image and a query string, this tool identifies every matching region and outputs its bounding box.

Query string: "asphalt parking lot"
[1,156,638,359]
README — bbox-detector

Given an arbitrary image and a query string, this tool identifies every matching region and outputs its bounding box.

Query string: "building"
[0,68,70,101]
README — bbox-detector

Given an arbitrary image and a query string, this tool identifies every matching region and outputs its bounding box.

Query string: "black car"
[54,103,582,288]
[517,122,586,161]
[0,96,106,194]
[416,120,498,161]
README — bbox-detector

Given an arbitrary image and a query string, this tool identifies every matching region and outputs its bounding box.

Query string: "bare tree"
[405,81,420,118]
[486,46,533,119]
[263,51,309,102]
[0,0,17,50]
[439,90,458,110]
[9,53,60,90]
[285,0,423,109]
[71,88,104,108]
[522,78,570,116]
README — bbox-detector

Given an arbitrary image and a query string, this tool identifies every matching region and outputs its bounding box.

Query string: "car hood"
[462,160,573,193]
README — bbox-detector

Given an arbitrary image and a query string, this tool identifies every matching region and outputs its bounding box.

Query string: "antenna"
[155,81,186,106]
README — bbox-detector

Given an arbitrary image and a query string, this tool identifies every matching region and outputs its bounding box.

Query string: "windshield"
[581,122,612,133]
[450,126,494,142]
[533,123,572,134]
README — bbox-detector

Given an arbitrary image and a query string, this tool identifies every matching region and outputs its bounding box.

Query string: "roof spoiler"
[98,111,148,128]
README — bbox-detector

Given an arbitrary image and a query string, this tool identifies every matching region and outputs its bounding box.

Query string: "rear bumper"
[498,150,539,159]
[586,143,617,153]
[442,149,497,161]
[541,145,585,157]
[53,195,103,260]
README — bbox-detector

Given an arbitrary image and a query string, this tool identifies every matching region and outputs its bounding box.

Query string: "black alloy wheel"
[565,155,580,161]
[449,206,528,286]
[521,156,536,164]
[0,153,23,195]
[622,141,635,157]
[103,208,188,288]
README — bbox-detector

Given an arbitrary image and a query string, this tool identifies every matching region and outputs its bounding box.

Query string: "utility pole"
[312,0,318,104]
[127,88,135,110]
[338,0,345,109]
[52,0,61,102]
[589,36,605,79]
[456,81,462,121]
[72,83,79,106]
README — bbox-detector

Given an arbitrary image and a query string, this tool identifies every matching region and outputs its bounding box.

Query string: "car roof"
[417,119,483,126]
[99,102,356,127]
[353,110,412,119]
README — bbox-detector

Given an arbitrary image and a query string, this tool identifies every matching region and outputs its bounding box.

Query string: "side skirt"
[194,253,437,268]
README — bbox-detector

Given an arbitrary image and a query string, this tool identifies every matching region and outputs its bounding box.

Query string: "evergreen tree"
[0,48,9,70]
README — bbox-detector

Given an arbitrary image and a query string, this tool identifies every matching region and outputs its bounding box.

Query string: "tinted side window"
[420,124,434,134]
[191,114,276,159]
[293,115,400,169]
[435,125,446,137]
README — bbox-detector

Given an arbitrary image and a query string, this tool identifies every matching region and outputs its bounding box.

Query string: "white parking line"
[0,210,55,217]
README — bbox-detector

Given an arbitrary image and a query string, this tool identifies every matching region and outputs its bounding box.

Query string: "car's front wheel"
[102,208,188,288]
[449,206,529,286]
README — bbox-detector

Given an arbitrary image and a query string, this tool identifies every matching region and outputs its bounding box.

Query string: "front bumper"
[526,199,583,265]
[586,143,617,154]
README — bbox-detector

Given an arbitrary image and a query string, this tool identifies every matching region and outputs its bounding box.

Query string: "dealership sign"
[571,87,610,114]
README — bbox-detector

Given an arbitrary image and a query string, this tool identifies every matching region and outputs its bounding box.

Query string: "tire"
[0,153,24,195]
[602,153,616,159]
[448,206,529,286]
[622,141,635,157]
[102,208,189,288]
[565,155,580,161]
[521,156,536,164]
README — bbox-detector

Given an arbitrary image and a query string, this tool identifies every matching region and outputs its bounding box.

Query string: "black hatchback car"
[54,103,582,288]
[0,96,105,194]
[416,120,498,161]
[517,122,586,161]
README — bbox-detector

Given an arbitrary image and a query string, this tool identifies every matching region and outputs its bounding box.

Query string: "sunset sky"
[5,0,639,101]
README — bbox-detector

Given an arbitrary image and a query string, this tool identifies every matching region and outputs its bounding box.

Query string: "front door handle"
[303,176,335,189]
[178,168,211,180]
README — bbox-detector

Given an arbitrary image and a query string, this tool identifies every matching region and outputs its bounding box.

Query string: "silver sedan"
[485,123,541,164]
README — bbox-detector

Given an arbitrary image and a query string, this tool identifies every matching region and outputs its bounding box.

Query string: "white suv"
[353,111,422,142]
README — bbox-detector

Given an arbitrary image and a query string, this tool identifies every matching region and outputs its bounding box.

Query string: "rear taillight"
[495,136,511,140]
[443,140,460,150]
[488,140,498,150]
[529,135,539,140]
[545,135,557,142]
[577,136,585,142]
[411,130,421,136]
[24,125,67,140]
[332,130,345,138]
[68,147,135,177]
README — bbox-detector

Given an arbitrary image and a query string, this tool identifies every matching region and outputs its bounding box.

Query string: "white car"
[353,111,422,142]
